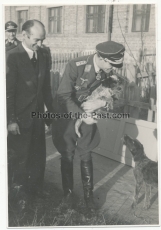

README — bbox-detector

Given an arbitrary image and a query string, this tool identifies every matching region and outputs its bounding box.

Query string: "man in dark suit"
[6,20,53,210]
[52,41,125,212]
[5,21,21,52]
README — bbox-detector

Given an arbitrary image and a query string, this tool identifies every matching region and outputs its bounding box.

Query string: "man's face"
[23,25,46,51]
[98,57,113,73]
[6,29,17,41]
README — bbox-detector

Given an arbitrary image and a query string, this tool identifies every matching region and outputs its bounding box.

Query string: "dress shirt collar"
[7,39,14,43]
[22,42,37,59]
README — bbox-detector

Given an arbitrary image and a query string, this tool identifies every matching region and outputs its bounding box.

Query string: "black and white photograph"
[2,0,160,227]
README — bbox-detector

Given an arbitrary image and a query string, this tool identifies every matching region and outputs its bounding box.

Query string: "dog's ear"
[138,142,144,150]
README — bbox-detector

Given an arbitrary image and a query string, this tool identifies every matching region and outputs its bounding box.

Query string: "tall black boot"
[61,158,74,207]
[81,160,96,212]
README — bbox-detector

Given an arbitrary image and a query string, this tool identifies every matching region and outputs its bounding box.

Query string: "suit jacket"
[41,45,52,71]
[5,38,21,52]
[6,43,53,128]
[56,54,112,114]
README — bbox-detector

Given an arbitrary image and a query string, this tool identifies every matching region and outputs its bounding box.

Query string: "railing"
[51,51,96,75]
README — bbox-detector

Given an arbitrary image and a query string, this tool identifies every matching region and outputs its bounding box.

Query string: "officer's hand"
[81,99,106,113]
[75,119,82,138]
[8,123,20,135]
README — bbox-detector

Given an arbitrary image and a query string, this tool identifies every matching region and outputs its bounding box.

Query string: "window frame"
[86,5,106,33]
[17,9,28,33]
[48,6,62,34]
[132,4,151,32]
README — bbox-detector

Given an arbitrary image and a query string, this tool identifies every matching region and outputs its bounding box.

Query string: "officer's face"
[6,29,17,41]
[22,24,46,51]
[98,57,113,73]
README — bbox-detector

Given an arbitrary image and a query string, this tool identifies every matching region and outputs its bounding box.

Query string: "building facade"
[5,4,156,60]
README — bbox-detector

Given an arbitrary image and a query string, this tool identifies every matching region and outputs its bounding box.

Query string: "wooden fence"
[50,49,157,123]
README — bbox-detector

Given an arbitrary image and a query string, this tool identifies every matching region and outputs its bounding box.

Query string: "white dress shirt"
[22,42,37,59]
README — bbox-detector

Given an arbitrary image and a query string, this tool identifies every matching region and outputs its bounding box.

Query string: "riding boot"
[61,158,74,207]
[81,159,96,212]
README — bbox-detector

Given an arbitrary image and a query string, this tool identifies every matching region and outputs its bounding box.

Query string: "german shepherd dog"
[123,134,158,209]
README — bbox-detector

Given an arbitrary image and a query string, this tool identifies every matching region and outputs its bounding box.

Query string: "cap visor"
[5,29,17,32]
[111,62,123,68]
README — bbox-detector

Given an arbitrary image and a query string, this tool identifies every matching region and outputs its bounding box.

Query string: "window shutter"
[145,5,151,32]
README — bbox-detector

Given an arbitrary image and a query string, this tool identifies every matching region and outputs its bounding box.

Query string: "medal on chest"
[96,71,102,81]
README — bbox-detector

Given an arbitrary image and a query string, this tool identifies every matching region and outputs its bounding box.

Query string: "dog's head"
[123,134,144,161]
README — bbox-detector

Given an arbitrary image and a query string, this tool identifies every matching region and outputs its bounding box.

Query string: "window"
[48,7,62,34]
[17,10,28,33]
[86,5,105,33]
[132,4,151,32]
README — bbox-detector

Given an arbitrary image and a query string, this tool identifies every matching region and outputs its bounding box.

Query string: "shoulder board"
[76,60,87,66]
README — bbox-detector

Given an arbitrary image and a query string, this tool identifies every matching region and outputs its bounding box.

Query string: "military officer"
[52,41,125,212]
[5,21,21,52]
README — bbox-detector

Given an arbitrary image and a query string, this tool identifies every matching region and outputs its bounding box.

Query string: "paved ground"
[45,135,159,226]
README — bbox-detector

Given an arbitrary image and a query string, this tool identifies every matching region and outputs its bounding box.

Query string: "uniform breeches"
[7,118,46,194]
[52,118,100,161]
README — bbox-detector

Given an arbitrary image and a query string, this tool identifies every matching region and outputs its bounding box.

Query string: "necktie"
[31,52,37,68]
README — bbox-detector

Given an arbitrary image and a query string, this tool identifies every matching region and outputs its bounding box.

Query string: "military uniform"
[52,41,125,210]
[5,21,21,52]
[5,38,21,52]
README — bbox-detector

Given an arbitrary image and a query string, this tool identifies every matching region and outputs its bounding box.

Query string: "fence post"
[50,71,60,99]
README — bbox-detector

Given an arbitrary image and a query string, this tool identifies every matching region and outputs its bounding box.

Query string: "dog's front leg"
[143,183,151,210]
[132,182,142,209]
[132,169,143,209]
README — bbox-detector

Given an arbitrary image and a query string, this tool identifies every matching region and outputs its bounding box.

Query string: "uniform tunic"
[5,38,21,52]
[52,54,112,161]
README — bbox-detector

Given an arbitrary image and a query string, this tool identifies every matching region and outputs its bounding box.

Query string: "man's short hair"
[22,20,45,34]
[96,52,101,58]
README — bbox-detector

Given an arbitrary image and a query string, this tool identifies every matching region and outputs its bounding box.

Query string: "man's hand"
[75,119,83,138]
[81,99,106,113]
[8,123,20,135]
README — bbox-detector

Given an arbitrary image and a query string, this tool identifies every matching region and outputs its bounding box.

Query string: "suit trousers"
[7,118,46,195]
[52,118,100,162]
